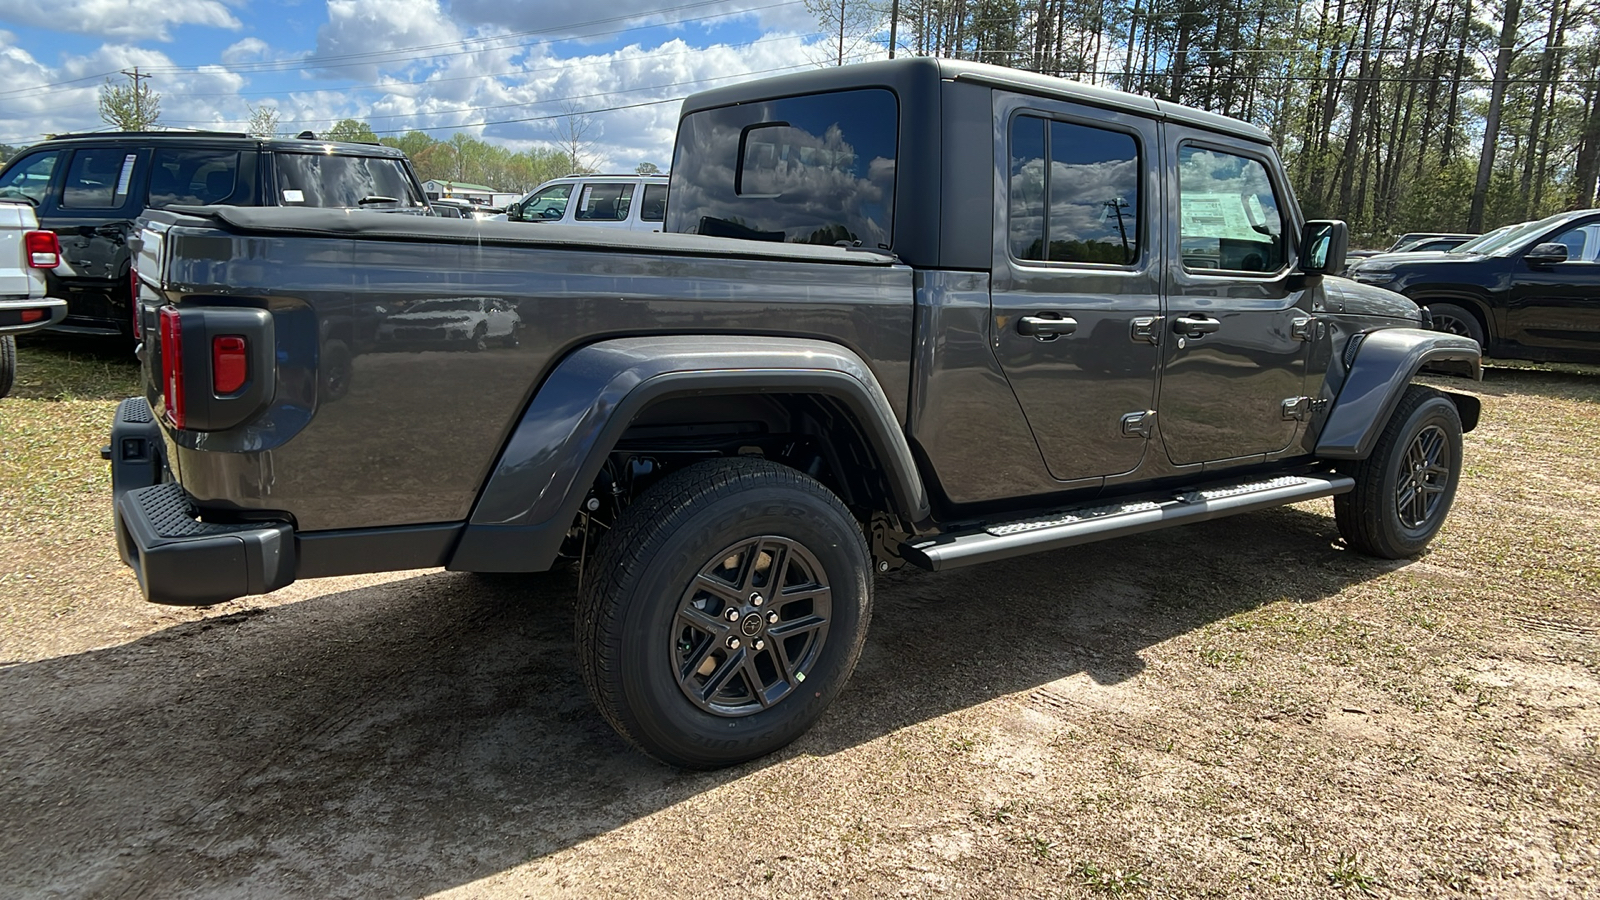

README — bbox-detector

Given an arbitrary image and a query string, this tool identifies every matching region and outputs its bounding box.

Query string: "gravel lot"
[2,338,1597,898]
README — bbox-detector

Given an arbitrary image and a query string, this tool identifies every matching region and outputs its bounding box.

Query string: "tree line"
[874,0,1600,242]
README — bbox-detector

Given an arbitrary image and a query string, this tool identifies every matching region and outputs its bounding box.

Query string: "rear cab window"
[274,153,424,209]
[666,87,897,248]
[640,183,668,222]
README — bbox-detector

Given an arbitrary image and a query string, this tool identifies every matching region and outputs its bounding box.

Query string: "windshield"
[275,153,424,209]
[1451,215,1567,256]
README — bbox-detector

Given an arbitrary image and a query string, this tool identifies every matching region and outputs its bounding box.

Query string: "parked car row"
[1347,209,1600,365]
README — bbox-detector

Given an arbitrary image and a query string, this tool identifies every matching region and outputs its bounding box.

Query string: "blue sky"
[0,1,877,170]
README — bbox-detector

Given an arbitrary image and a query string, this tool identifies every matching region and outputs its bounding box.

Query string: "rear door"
[988,92,1162,482]
[569,181,637,229]
[636,181,668,232]
[1156,128,1310,466]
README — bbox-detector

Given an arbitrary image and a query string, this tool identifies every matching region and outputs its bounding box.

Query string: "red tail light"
[24,231,60,268]
[21,309,44,323]
[212,335,247,395]
[159,307,185,428]
[129,268,141,340]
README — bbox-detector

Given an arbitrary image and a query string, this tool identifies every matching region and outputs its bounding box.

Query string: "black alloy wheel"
[577,457,872,769]
[1395,424,1451,530]
[672,536,832,717]
[1335,384,1463,559]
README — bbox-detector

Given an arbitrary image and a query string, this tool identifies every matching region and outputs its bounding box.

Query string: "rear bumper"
[0,296,67,336]
[109,397,295,605]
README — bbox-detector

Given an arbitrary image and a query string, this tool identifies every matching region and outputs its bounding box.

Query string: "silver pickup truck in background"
[0,200,67,398]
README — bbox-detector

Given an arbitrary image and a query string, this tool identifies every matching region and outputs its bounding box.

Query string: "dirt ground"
[1,341,1597,898]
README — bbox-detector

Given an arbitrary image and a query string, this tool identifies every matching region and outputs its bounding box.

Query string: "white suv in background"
[500,174,668,232]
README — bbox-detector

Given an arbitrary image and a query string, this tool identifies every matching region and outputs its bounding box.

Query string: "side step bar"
[901,473,1354,572]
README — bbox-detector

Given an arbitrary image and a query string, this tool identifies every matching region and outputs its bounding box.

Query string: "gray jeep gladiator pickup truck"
[110,59,1481,768]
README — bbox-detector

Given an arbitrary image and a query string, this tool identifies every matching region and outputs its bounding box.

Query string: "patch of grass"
[1325,851,1382,894]
[11,336,140,401]
[1026,835,1055,859]
[1077,862,1149,895]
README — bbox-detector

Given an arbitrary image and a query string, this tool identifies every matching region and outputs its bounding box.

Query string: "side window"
[1177,146,1285,273]
[574,183,634,221]
[62,148,140,209]
[149,149,241,207]
[639,183,668,222]
[523,184,571,219]
[1008,115,1141,265]
[0,150,60,205]
[1547,224,1599,262]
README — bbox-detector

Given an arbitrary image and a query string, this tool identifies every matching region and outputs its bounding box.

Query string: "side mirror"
[505,204,524,222]
[1525,242,1569,266]
[1299,219,1348,275]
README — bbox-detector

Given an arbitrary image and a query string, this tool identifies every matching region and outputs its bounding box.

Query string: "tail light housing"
[159,306,185,428]
[24,231,60,268]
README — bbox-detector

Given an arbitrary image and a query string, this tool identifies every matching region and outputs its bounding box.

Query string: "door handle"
[1173,315,1221,337]
[1018,314,1078,338]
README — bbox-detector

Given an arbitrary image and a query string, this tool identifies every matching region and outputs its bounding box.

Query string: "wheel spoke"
[692,574,744,607]
[740,655,773,708]
[698,648,746,702]
[678,603,730,636]
[769,613,828,640]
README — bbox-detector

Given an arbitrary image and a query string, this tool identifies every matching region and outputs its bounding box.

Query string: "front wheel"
[1426,302,1485,348]
[0,335,16,398]
[1335,385,1463,559]
[577,458,872,768]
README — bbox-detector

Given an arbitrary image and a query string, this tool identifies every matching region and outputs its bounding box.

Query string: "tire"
[1425,302,1485,348]
[577,457,872,769]
[0,335,15,399]
[320,339,353,402]
[471,325,487,352]
[1334,385,1463,559]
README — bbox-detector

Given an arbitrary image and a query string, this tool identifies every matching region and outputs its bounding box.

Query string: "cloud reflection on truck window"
[665,88,897,249]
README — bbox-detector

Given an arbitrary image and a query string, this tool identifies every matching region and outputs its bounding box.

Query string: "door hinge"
[1291,317,1316,341]
[1281,396,1312,420]
[1130,316,1163,345]
[1121,410,1156,438]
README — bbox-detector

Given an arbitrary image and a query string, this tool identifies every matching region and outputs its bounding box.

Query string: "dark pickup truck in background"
[0,132,429,338]
[111,59,1481,768]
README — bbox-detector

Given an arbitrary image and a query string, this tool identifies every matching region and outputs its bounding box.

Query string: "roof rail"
[46,129,252,140]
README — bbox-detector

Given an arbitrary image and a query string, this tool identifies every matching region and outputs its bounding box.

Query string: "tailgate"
[0,203,32,297]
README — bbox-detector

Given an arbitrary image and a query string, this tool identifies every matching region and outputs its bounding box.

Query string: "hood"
[1322,276,1423,323]
[1349,249,1476,269]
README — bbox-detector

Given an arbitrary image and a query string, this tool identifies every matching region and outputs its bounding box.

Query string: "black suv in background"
[0,132,428,336]
[1347,209,1600,365]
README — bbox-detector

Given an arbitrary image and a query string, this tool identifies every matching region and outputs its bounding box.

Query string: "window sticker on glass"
[115,154,137,198]
[283,189,304,203]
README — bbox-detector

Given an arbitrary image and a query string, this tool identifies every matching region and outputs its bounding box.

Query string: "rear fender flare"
[449,335,929,572]
[1315,328,1482,460]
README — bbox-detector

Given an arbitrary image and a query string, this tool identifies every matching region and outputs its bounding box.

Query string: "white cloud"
[313,0,460,80]
[221,37,271,65]
[0,0,241,42]
[448,0,816,40]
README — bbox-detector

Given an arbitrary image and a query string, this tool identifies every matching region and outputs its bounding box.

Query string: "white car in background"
[498,174,668,232]
[0,199,67,398]
[376,297,520,351]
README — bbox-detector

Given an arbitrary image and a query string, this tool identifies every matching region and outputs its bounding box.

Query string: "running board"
[901,473,1354,572]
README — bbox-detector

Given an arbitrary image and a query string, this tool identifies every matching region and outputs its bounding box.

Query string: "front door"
[1157,130,1311,466]
[989,94,1163,483]
[1506,217,1600,355]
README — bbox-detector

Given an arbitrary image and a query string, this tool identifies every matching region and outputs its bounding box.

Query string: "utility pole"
[888,0,899,59]
[121,67,151,128]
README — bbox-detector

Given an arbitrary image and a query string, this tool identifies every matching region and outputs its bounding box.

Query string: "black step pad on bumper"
[115,481,295,606]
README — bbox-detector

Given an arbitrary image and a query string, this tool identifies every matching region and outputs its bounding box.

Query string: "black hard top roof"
[680,57,1273,145]
[35,130,406,157]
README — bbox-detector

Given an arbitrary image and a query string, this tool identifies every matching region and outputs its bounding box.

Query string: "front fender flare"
[449,335,929,572]
[1315,328,1481,461]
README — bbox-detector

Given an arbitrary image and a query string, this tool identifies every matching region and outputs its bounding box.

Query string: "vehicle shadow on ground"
[0,504,1401,898]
